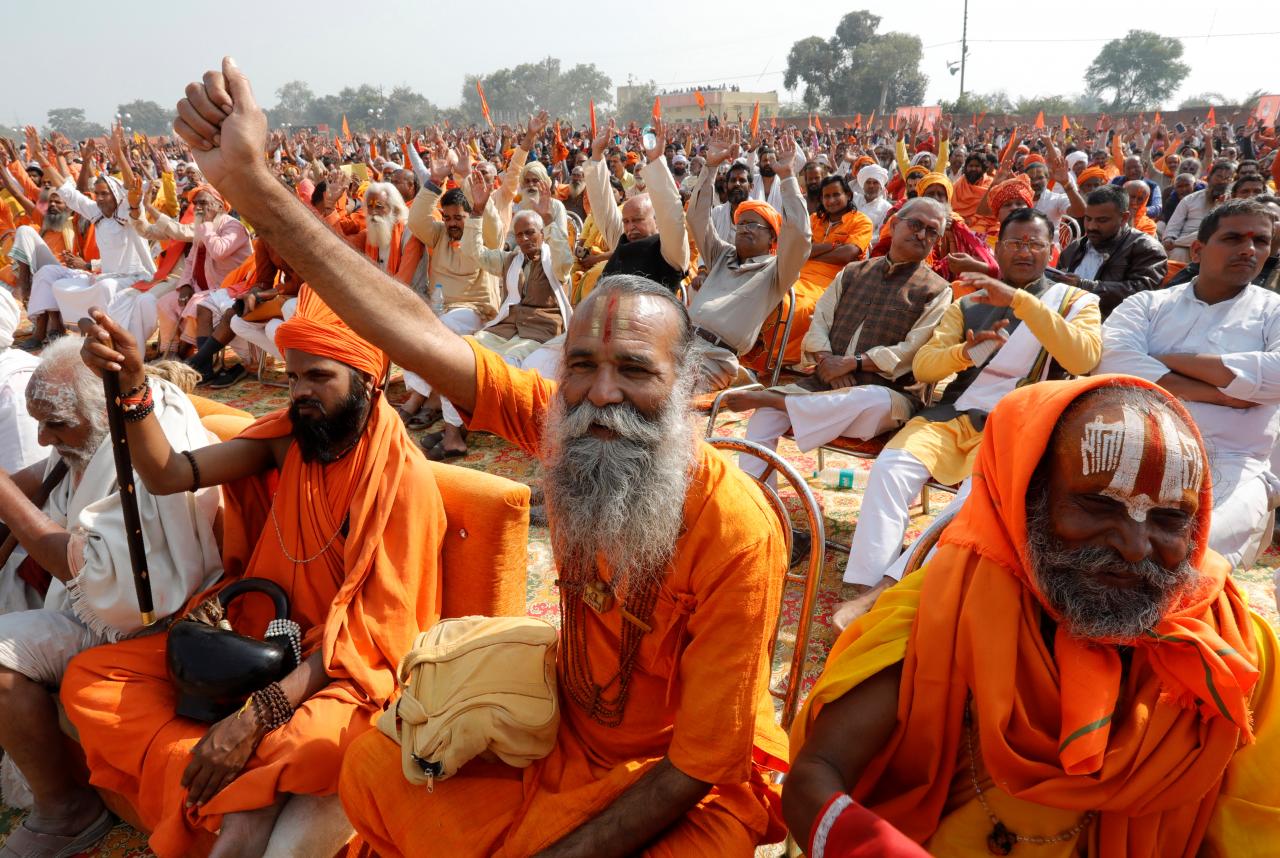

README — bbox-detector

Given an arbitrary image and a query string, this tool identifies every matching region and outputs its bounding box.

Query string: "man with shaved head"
[582,116,689,293]
[1109,153,1161,220]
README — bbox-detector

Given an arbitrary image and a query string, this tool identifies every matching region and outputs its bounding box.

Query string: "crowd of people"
[0,53,1277,857]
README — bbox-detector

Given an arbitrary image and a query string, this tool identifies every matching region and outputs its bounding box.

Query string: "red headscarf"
[274,287,389,381]
[988,174,1034,214]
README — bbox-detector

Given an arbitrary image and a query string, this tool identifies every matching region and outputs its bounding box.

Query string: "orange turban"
[1078,166,1110,186]
[988,174,1034,214]
[852,155,875,172]
[275,286,389,381]
[189,183,227,209]
[1022,153,1046,167]
[914,172,953,202]
[733,199,782,238]
[625,152,640,166]
[905,164,929,183]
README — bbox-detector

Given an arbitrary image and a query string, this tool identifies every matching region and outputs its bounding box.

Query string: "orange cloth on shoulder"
[795,376,1260,855]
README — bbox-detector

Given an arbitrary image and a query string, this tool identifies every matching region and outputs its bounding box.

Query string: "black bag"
[166,579,302,722]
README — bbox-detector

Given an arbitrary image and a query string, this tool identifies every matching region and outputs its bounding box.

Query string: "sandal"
[0,808,115,858]
[426,442,468,462]
[417,431,445,453]
[406,409,440,431]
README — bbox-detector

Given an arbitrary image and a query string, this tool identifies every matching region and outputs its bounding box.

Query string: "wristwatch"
[854,354,864,373]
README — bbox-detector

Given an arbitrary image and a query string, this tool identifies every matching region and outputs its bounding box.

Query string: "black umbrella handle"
[103,371,156,626]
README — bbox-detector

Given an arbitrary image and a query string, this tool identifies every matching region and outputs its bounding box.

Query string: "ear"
[1189,239,1202,263]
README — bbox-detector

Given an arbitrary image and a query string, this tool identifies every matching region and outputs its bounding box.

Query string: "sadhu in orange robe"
[339,342,790,857]
[792,375,1278,857]
[747,208,873,370]
[61,290,446,858]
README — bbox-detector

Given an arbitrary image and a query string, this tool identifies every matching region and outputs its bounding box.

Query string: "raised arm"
[585,119,624,249]
[640,118,691,273]
[688,125,738,263]
[771,133,814,290]
[173,57,480,413]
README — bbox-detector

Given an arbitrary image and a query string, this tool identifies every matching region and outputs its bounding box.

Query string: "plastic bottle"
[432,283,444,314]
[815,467,869,490]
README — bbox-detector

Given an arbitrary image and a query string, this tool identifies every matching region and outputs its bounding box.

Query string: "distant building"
[617,86,779,123]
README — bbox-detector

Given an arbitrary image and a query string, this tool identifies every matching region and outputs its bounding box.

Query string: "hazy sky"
[4,0,1277,126]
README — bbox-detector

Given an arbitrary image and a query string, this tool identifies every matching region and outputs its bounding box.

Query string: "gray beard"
[1025,484,1199,640]
[56,428,107,476]
[541,376,697,596]
[43,209,70,232]
[366,214,394,258]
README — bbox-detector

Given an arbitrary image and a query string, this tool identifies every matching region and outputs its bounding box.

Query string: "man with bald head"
[172,58,796,856]
[1109,153,1161,219]
[785,377,1278,857]
[582,117,689,293]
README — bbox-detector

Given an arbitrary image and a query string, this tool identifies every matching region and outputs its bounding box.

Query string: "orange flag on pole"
[854,113,862,129]
[341,114,351,141]
[1153,110,1162,127]
[1206,106,1216,125]
[589,100,597,139]
[1033,111,1045,130]
[889,114,896,131]
[476,82,493,129]
[976,111,986,126]
[653,97,661,119]
[695,90,706,112]
[749,101,760,138]
[1061,115,1070,132]
[815,114,824,132]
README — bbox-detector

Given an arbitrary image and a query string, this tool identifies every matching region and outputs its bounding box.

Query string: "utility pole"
[959,0,969,99]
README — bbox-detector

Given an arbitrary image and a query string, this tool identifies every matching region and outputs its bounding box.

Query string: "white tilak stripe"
[1107,404,1146,496]
[811,794,854,858]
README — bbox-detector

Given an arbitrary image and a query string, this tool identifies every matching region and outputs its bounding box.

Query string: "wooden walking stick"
[103,370,157,626]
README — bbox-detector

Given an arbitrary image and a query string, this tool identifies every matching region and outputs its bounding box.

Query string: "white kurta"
[0,349,42,474]
[1098,280,1280,567]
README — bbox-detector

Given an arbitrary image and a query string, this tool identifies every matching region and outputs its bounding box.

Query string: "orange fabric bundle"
[1022,153,1045,167]
[274,286,389,380]
[951,174,992,222]
[987,174,1034,214]
[914,172,953,202]
[1078,166,1110,186]
[812,376,1261,855]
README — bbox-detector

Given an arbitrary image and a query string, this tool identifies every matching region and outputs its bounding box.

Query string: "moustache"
[557,399,663,446]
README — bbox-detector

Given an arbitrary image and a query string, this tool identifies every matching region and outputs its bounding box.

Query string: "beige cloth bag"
[377,615,560,787]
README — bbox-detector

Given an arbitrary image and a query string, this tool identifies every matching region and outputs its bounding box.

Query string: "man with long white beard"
[170,57,792,856]
[345,181,424,288]
[0,337,221,857]
[783,379,1279,856]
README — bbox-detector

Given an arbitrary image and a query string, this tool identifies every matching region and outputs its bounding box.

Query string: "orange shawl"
[950,174,991,221]
[819,376,1261,856]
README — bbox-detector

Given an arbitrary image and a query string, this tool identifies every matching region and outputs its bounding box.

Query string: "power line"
[926,29,1280,47]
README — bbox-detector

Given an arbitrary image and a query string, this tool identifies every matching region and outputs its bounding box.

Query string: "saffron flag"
[589,100,597,139]
[976,111,986,126]
[815,115,824,132]
[1206,106,1216,126]
[653,97,661,119]
[476,82,493,128]
[695,90,706,112]
[854,113,862,129]
[1033,111,1045,130]
[341,114,351,142]
[1153,110,1162,127]
[1061,115,1070,132]
[750,101,760,138]
[889,114,896,131]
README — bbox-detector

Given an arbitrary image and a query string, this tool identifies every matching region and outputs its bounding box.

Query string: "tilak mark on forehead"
[589,292,628,343]
[1080,403,1203,522]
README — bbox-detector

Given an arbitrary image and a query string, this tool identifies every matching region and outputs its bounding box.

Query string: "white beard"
[366,214,395,265]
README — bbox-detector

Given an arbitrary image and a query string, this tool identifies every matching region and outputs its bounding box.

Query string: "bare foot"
[831,577,896,631]
[210,799,285,858]
[721,389,784,412]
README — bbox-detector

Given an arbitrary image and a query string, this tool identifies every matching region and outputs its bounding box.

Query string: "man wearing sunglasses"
[834,207,1104,629]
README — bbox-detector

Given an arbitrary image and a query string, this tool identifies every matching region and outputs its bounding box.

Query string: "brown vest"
[799,256,948,395]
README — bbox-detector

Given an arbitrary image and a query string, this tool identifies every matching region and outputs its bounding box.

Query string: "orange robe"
[339,343,789,857]
[61,396,446,858]
[748,209,873,370]
[1133,209,1157,236]
[345,223,426,286]
[950,174,991,222]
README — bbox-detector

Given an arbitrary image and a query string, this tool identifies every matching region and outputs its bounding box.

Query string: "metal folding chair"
[707,436,824,731]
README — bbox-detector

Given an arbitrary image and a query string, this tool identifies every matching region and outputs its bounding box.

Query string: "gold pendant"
[582,580,615,614]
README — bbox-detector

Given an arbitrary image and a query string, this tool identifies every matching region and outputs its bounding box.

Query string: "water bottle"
[432,283,444,314]
[816,467,869,490]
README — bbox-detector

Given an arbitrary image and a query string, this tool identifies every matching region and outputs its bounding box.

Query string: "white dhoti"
[404,307,485,398]
[441,330,546,427]
[26,265,71,317]
[520,333,564,383]
[1207,455,1279,569]
[228,297,299,364]
[844,447,936,586]
[50,270,154,344]
[741,386,900,484]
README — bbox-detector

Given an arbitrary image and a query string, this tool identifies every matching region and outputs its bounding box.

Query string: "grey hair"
[898,196,947,223]
[28,336,108,434]
[582,274,702,374]
[363,181,409,225]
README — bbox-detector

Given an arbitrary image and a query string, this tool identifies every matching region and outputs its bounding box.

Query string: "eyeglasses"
[898,217,941,242]
[735,221,773,235]
[999,238,1051,253]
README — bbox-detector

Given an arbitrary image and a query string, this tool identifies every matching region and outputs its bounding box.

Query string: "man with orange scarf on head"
[783,376,1279,857]
[65,289,446,858]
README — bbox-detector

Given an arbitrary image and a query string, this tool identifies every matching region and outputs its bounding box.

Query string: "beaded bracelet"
[250,682,294,732]
[180,450,200,493]
[120,382,154,422]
